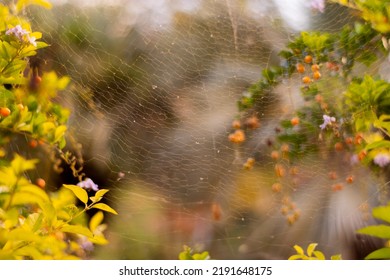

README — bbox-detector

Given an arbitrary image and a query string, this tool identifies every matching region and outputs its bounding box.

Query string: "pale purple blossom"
[373,153,390,168]
[319,114,336,130]
[6,25,29,40]
[27,36,37,47]
[5,25,36,46]
[77,178,99,191]
[350,154,359,165]
[311,0,325,13]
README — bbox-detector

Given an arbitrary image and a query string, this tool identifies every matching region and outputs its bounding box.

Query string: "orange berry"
[358,150,367,161]
[281,144,290,153]
[315,94,323,103]
[36,178,46,189]
[293,209,301,220]
[275,164,286,177]
[232,120,241,129]
[296,63,305,73]
[211,202,222,221]
[311,64,320,71]
[332,183,344,192]
[313,71,321,80]
[346,175,354,184]
[334,142,343,151]
[304,55,313,64]
[271,183,282,193]
[243,157,255,170]
[287,214,296,225]
[271,150,280,160]
[29,139,38,148]
[245,116,260,129]
[290,166,299,175]
[328,171,338,180]
[302,76,311,84]
[354,134,364,145]
[291,117,300,126]
[228,129,245,144]
[280,205,289,215]
[0,107,11,117]
[345,137,353,145]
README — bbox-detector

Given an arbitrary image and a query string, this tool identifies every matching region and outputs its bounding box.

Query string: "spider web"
[24,0,389,259]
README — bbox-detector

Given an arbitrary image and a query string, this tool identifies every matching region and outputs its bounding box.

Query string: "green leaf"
[90,203,118,215]
[61,224,94,238]
[63,184,88,204]
[365,248,390,260]
[358,225,390,239]
[372,205,390,224]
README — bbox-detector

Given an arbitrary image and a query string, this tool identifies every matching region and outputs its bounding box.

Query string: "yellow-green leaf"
[91,203,118,215]
[7,228,40,242]
[63,184,88,204]
[331,254,342,260]
[10,154,38,175]
[358,225,390,239]
[365,248,390,260]
[372,205,390,224]
[312,250,325,260]
[307,243,318,257]
[89,211,104,232]
[288,254,304,260]
[41,202,57,227]
[293,244,304,255]
[61,224,93,238]
[54,125,67,143]
[16,0,52,12]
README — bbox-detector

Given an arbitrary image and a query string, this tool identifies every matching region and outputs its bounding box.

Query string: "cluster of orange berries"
[328,170,354,192]
[228,116,260,144]
[270,144,290,161]
[296,55,322,85]
[280,196,301,225]
[243,157,255,170]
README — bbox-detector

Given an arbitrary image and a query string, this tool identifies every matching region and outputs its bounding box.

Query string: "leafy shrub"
[0,0,117,259]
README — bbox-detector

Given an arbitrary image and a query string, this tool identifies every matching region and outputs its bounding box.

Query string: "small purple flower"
[6,25,29,40]
[79,236,94,252]
[350,154,359,165]
[6,25,36,46]
[27,36,37,47]
[319,114,336,130]
[373,153,390,168]
[77,178,99,191]
[310,0,325,13]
